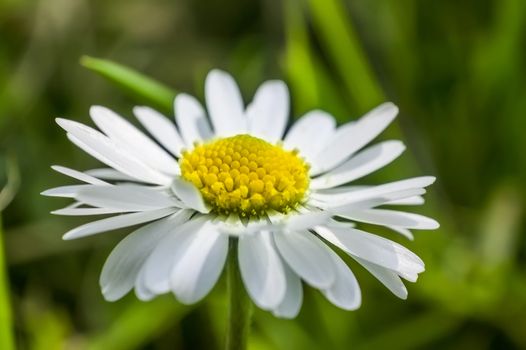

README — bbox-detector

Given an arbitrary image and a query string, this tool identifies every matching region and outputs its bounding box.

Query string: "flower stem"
[225,238,252,350]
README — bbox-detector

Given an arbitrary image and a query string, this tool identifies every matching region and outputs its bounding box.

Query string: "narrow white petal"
[315,226,424,277]
[205,69,246,137]
[312,176,435,207]
[284,110,336,164]
[174,93,213,145]
[57,119,171,185]
[354,257,408,299]
[85,168,138,182]
[386,196,425,206]
[313,102,398,174]
[246,80,289,142]
[170,221,229,304]
[322,248,361,310]
[99,215,177,301]
[52,207,128,216]
[171,177,210,213]
[76,185,178,211]
[51,165,110,185]
[274,230,335,289]
[340,209,439,230]
[312,188,426,211]
[312,185,370,195]
[311,141,405,189]
[238,231,286,309]
[41,185,91,198]
[388,226,414,240]
[272,263,303,319]
[63,208,175,240]
[90,106,179,175]
[133,106,185,157]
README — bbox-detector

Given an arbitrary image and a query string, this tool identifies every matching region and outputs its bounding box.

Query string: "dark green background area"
[1,0,525,349]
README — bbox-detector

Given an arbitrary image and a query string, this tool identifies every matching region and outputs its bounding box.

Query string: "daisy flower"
[43,69,438,318]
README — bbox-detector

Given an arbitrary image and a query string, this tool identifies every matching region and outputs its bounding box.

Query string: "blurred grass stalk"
[307,0,384,111]
[283,0,320,115]
[0,218,15,350]
[0,155,19,350]
[81,56,177,114]
[284,0,386,117]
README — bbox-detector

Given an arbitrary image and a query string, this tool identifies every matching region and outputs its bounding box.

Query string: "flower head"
[179,134,310,216]
[44,69,438,318]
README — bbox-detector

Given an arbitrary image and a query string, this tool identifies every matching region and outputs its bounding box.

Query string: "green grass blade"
[0,215,15,350]
[0,155,19,350]
[307,0,384,111]
[81,56,177,113]
[283,0,349,122]
[283,0,320,116]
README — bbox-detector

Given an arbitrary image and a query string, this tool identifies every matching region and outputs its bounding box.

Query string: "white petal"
[272,263,303,319]
[133,106,185,156]
[57,119,171,185]
[312,176,435,207]
[170,221,229,304]
[76,185,178,211]
[238,231,286,309]
[311,141,405,189]
[141,210,196,294]
[51,165,110,185]
[311,188,426,211]
[284,210,331,231]
[134,266,156,301]
[322,248,361,310]
[214,216,273,236]
[41,185,92,198]
[99,215,177,301]
[339,209,439,230]
[284,110,336,164]
[312,102,398,174]
[171,177,210,213]
[174,93,213,145]
[354,257,408,299]
[274,230,335,289]
[205,69,246,137]
[62,207,175,240]
[386,196,425,206]
[85,168,138,182]
[90,106,179,175]
[388,226,414,240]
[52,207,128,216]
[246,80,289,142]
[315,226,424,277]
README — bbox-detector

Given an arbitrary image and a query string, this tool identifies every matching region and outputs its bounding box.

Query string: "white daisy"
[43,69,438,318]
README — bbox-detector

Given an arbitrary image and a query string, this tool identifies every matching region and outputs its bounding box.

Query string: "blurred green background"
[1,0,526,349]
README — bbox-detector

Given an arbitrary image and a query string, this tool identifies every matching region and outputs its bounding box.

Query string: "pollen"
[180,134,310,217]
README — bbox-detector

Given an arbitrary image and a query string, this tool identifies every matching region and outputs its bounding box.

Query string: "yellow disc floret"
[180,134,310,217]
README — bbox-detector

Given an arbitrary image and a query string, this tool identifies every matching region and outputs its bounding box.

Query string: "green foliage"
[87,298,194,350]
[0,0,525,349]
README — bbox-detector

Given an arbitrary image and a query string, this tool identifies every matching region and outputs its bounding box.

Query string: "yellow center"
[180,135,310,217]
